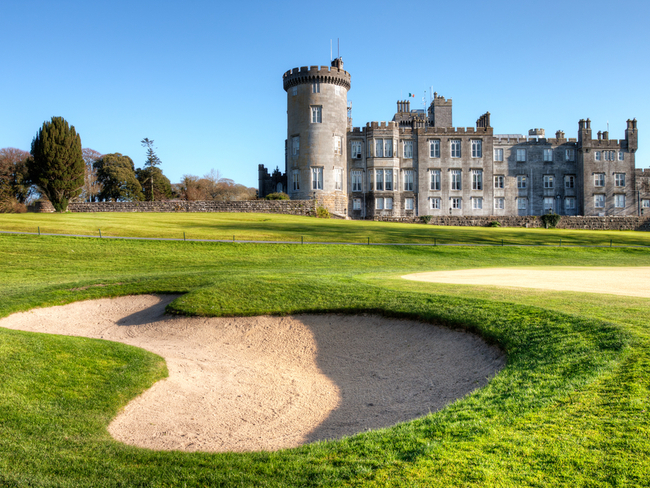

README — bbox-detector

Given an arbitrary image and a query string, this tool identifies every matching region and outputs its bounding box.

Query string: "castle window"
[292,170,300,191]
[311,106,322,123]
[565,175,575,189]
[594,173,605,187]
[615,194,625,208]
[494,175,504,189]
[451,198,462,209]
[604,151,615,161]
[335,85,340,96]
[430,140,440,158]
[430,197,441,210]
[472,170,483,190]
[494,148,504,161]
[516,149,526,162]
[517,175,527,189]
[544,148,553,162]
[385,197,393,210]
[333,136,342,155]
[430,170,441,191]
[292,86,297,96]
[565,149,575,161]
[292,136,299,157]
[472,197,483,210]
[451,170,462,190]
[642,199,650,208]
[451,140,461,158]
[595,151,601,161]
[312,80,320,93]
[385,170,393,191]
[494,198,504,210]
[375,139,393,158]
[565,197,576,211]
[594,194,605,208]
[353,198,361,210]
[543,175,554,189]
[404,140,413,158]
[618,151,624,161]
[351,141,362,158]
[518,198,527,210]
[376,198,384,210]
[543,197,554,212]
[335,168,342,190]
[403,170,414,191]
[351,170,362,192]
[471,140,482,158]
[405,198,414,210]
[375,169,384,190]
[615,173,626,187]
[311,167,323,190]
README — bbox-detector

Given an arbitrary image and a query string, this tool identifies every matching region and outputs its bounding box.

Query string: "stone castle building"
[259,58,649,218]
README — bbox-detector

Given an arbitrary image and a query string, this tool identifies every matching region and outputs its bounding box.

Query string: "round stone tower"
[283,58,351,214]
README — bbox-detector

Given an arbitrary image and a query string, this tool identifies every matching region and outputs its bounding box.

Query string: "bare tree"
[80,148,102,202]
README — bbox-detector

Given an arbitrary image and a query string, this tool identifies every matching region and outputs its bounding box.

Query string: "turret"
[626,118,638,152]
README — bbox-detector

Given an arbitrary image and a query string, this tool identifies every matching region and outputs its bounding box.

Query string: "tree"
[28,117,84,211]
[81,148,102,202]
[136,166,172,201]
[0,148,33,210]
[140,138,162,201]
[94,153,143,202]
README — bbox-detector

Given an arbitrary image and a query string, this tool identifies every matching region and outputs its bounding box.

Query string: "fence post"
[434,237,436,247]
[301,236,304,245]
[368,237,370,245]
[610,239,613,248]
[99,229,102,238]
[38,226,40,236]
[233,235,235,242]
[501,239,504,247]
[184,232,186,241]
[560,238,562,247]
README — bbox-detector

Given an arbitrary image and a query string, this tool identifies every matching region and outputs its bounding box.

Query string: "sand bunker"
[0,295,503,452]
[402,266,650,298]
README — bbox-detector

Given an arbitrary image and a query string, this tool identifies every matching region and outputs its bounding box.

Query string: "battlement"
[367,121,397,130]
[283,64,351,91]
[635,168,650,176]
[529,128,545,137]
[431,92,452,106]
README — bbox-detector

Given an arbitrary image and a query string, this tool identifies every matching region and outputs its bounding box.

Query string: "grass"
[0,215,650,486]
[1,212,650,246]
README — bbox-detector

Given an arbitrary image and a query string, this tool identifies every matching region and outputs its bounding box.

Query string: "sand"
[0,295,504,452]
[402,266,650,298]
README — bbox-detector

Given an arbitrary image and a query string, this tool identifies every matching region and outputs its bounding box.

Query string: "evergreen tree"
[140,138,162,201]
[94,153,143,202]
[29,117,84,211]
[136,166,172,201]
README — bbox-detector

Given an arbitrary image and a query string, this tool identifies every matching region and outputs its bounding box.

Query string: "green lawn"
[1,216,650,486]
[1,212,649,246]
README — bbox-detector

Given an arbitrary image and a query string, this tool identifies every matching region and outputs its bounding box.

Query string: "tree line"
[0,116,257,212]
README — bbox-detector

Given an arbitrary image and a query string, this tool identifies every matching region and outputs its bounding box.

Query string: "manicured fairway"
[1,221,650,486]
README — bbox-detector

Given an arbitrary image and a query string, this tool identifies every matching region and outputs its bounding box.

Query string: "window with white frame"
[292,136,299,157]
[375,169,384,191]
[543,197,554,212]
[565,148,575,161]
[494,148,504,161]
[351,170,362,192]
[543,148,553,162]
[405,198,414,210]
[375,139,393,157]
[312,80,320,93]
[385,170,393,191]
[333,136,342,155]
[385,197,393,210]
[404,140,413,158]
[451,197,461,209]
[335,85,340,96]
[471,140,482,158]
[472,197,483,210]
[518,198,527,210]
[618,151,624,161]
[595,151,601,161]
[517,175,527,189]
[494,198,505,210]
[430,197,441,209]
[494,175,504,189]
[565,175,575,189]
[292,86,297,96]
[311,106,322,123]
[451,139,461,158]
[615,173,626,187]
[292,170,300,191]
[516,148,526,162]
[429,140,440,158]
[451,169,462,190]
[472,170,483,190]
[604,151,616,161]
[615,194,626,208]
[543,175,554,189]
[594,194,605,208]
[594,173,605,187]
[335,168,342,190]
[430,169,441,191]
[353,198,361,210]
[403,170,414,191]
[565,197,576,210]
[351,141,362,159]
[311,167,323,190]
[376,198,384,210]
[642,199,650,208]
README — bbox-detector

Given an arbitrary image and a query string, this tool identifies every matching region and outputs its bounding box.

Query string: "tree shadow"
[115,295,182,327]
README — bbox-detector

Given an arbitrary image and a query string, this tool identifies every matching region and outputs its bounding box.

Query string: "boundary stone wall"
[60,200,317,215]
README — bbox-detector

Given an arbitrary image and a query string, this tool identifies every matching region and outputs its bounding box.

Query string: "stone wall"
[61,200,316,215]
[373,214,650,231]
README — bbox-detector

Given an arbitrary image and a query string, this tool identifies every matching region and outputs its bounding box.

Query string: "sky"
[2,0,649,188]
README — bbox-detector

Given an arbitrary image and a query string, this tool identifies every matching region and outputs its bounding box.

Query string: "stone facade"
[260,59,643,220]
[61,200,317,215]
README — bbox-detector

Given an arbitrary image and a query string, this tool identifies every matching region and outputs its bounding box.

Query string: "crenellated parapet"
[283,65,351,91]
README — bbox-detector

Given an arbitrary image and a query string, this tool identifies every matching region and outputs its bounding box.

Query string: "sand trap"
[403,266,650,298]
[0,295,504,452]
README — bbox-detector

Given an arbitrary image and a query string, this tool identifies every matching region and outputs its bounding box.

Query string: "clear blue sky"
[2,0,648,188]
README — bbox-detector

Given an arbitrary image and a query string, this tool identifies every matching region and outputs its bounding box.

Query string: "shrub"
[316,205,330,219]
[420,215,432,224]
[265,192,290,200]
[540,212,562,228]
[488,220,501,227]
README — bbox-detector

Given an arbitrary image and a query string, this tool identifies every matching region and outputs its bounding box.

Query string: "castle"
[259,58,649,218]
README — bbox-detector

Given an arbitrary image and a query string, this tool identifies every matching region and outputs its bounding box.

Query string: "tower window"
[403,170,414,191]
[351,170,362,192]
[451,140,461,158]
[335,168,342,190]
[292,170,300,191]
[292,136,299,157]
[333,136,342,155]
[471,140,482,158]
[404,140,413,158]
[292,86,297,96]
[543,148,553,162]
[351,141,362,158]
[312,80,320,93]
[312,167,323,190]
[311,106,322,123]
